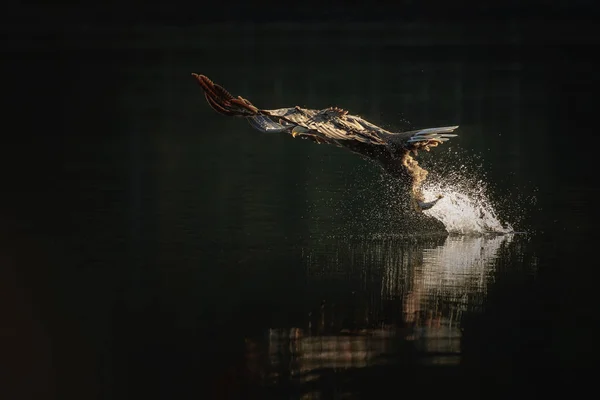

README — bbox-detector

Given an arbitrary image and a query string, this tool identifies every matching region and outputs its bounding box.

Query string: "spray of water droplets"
[306,146,530,237]
[419,151,515,235]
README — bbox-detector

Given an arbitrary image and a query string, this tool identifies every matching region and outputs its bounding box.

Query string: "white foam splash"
[421,178,514,235]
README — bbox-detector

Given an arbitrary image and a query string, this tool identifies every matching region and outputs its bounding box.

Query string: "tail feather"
[405,126,459,144]
[192,73,259,117]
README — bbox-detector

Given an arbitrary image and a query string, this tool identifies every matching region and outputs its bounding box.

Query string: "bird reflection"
[259,234,514,386]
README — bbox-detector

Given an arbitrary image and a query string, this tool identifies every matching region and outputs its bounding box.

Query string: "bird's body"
[192,73,458,211]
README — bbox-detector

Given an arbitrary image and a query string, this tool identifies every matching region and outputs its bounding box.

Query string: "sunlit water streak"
[258,233,518,389]
[417,234,513,298]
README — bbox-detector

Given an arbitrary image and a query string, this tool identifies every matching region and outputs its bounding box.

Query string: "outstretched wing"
[192,73,455,151]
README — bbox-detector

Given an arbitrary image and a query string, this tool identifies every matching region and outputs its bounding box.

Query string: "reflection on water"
[251,233,518,394]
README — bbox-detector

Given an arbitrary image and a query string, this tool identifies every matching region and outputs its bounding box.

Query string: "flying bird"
[192,73,458,211]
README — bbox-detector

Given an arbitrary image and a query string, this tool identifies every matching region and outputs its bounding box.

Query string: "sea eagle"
[192,73,458,211]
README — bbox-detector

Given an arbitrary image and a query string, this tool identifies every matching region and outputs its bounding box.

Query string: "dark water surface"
[4,19,598,399]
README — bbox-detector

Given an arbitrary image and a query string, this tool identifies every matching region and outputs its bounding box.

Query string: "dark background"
[3,1,599,399]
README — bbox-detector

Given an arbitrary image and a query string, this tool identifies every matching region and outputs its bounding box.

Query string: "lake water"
[4,20,598,399]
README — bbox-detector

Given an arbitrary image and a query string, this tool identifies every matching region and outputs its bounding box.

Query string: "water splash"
[307,147,525,236]
[420,163,514,235]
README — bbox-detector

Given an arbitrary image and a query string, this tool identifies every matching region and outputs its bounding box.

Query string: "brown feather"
[205,93,236,116]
